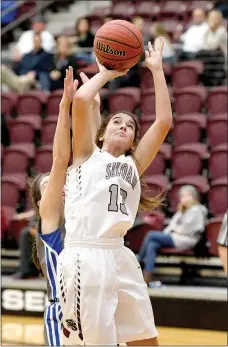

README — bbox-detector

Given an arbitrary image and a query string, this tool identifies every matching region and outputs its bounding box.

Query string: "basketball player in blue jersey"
[28,67,101,346]
[57,38,172,346]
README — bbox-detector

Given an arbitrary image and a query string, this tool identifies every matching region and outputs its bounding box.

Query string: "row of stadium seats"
[2,85,227,117]
[77,1,215,35]
[3,113,227,147]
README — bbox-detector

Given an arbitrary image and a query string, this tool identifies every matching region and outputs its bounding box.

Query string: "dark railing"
[1,0,55,36]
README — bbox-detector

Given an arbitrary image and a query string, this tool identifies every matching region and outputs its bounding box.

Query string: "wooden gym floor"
[1,315,227,346]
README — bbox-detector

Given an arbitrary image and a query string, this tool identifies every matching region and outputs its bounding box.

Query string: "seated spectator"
[17,33,53,91]
[131,16,150,45]
[13,212,39,279]
[1,0,17,44]
[217,211,227,274]
[70,17,95,63]
[179,8,209,61]
[150,23,177,65]
[203,10,227,60]
[12,15,55,62]
[1,64,35,92]
[139,185,207,286]
[196,9,227,85]
[49,35,76,91]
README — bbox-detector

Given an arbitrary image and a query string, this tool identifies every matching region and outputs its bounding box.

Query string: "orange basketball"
[94,19,144,71]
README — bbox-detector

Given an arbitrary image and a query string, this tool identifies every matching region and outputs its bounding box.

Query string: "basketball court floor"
[2,315,227,346]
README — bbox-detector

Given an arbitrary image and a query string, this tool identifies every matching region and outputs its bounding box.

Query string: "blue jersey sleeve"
[39,229,63,255]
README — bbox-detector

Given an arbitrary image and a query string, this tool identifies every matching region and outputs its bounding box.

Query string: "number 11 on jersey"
[108,184,128,215]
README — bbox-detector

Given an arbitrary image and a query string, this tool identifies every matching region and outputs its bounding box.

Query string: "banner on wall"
[1,287,48,316]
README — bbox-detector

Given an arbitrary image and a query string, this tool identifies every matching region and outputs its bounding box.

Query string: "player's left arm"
[134,38,172,176]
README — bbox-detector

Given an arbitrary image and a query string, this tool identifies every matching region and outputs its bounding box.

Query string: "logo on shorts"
[66,319,77,331]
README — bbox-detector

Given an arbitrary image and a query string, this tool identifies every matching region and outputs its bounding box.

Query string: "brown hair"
[95,112,163,211]
[28,173,50,275]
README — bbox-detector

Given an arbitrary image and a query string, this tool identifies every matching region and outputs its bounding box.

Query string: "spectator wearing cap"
[12,15,55,62]
[139,185,207,286]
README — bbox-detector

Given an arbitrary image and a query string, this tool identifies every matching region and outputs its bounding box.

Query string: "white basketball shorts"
[57,238,158,345]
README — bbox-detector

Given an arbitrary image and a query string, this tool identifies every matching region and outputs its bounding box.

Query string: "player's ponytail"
[95,112,164,211]
[28,173,49,276]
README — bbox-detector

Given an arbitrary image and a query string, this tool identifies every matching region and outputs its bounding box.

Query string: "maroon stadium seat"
[172,114,206,146]
[172,61,203,88]
[3,146,30,175]
[140,64,171,91]
[140,117,156,137]
[174,86,206,115]
[1,177,20,208]
[134,1,161,19]
[108,87,140,113]
[209,144,228,180]
[207,86,228,116]
[144,149,167,176]
[1,93,17,116]
[16,114,42,130]
[143,175,169,197]
[111,1,135,19]
[17,91,47,115]
[35,145,53,173]
[206,217,224,256]
[41,119,57,145]
[172,143,208,179]
[47,90,64,116]
[168,176,209,212]
[141,88,173,118]
[208,177,228,216]
[207,114,228,147]
[8,118,36,144]
[159,1,187,20]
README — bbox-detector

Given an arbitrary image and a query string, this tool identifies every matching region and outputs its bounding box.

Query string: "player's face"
[103,113,136,153]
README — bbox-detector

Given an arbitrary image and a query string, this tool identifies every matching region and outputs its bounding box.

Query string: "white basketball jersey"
[64,147,141,240]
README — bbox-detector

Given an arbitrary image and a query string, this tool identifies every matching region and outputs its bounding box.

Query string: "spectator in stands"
[70,17,95,62]
[178,8,209,61]
[131,16,150,45]
[150,23,177,65]
[203,10,227,60]
[49,35,76,91]
[196,9,227,86]
[13,213,40,279]
[1,64,35,92]
[1,0,17,44]
[13,15,55,62]
[217,211,227,274]
[17,33,53,91]
[139,185,207,286]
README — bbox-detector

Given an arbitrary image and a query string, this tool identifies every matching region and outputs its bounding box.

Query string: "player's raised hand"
[62,66,79,105]
[80,72,100,107]
[145,38,164,72]
[96,58,129,80]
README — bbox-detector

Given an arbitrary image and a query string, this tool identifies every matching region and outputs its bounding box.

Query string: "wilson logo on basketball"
[96,41,126,57]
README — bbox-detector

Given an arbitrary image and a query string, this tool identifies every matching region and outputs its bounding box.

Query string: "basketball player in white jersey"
[57,38,172,346]
[29,67,101,345]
